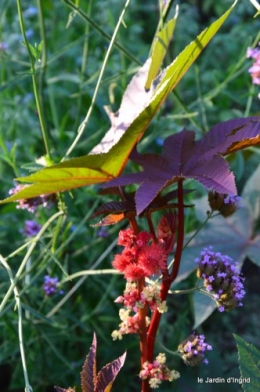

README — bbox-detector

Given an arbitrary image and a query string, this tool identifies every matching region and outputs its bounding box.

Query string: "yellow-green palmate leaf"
[0,1,238,205]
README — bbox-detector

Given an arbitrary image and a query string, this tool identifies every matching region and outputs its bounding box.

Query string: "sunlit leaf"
[91,59,154,154]
[145,9,178,89]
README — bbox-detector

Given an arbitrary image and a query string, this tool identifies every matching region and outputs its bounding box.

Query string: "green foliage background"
[0,1,260,391]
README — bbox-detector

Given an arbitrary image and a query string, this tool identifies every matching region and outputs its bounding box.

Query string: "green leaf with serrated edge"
[145,9,178,90]
[0,1,237,205]
[234,334,260,392]
[193,291,217,329]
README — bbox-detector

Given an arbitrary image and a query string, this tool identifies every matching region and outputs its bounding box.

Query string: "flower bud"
[208,192,241,217]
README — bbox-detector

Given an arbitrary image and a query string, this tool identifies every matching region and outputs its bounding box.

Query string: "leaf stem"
[183,211,214,250]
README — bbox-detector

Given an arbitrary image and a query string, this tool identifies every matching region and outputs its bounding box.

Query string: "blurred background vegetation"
[0,0,259,391]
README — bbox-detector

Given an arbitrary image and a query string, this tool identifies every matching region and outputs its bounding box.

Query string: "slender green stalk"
[73,0,93,133]
[0,211,64,315]
[45,237,118,318]
[60,269,121,283]
[169,286,201,295]
[244,84,254,117]
[64,0,132,158]
[0,255,33,392]
[62,0,141,66]
[36,0,47,109]
[195,65,208,133]
[183,211,215,250]
[16,0,51,161]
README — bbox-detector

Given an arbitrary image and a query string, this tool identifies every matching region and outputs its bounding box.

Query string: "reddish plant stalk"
[147,179,185,362]
[138,276,148,365]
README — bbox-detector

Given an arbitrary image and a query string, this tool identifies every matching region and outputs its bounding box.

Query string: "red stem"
[170,179,185,281]
[146,179,185,362]
[138,277,148,365]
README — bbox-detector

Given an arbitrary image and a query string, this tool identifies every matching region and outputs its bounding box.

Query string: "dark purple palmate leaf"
[103,129,236,214]
[95,352,126,392]
[197,116,260,158]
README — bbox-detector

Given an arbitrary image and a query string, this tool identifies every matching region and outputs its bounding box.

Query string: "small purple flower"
[178,333,212,366]
[22,220,42,237]
[24,6,38,17]
[196,247,245,312]
[43,275,63,296]
[97,227,109,238]
[0,42,8,52]
[25,28,34,39]
[223,194,241,206]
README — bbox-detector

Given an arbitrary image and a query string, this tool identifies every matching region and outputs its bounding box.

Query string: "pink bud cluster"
[139,353,180,389]
[115,282,167,313]
[112,228,167,281]
[111,308,150,341]
[112,282,167,340]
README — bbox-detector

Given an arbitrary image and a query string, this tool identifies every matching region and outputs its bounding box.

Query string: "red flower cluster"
[112,229,167,281]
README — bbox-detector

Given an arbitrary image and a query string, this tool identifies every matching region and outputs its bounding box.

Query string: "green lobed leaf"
[0,1,237,204]
[145,9,178,90]
[193,291,217,329]
[177,207,253,283]
[241,163,260,224]
[234,334,260,392]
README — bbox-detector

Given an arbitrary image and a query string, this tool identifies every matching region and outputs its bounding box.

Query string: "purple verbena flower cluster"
[178,333,212,366]
[195,247,245,312]
[43,275,61,296]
